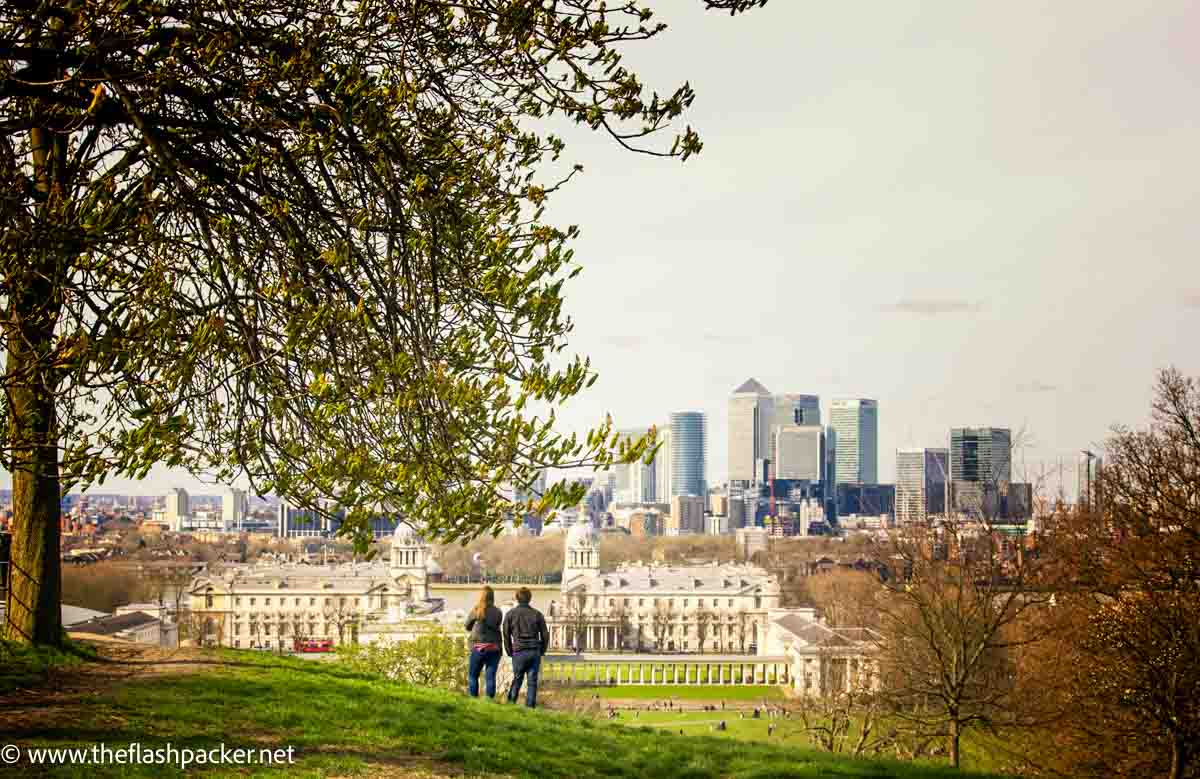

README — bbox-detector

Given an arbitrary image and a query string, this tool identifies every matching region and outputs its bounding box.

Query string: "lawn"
[592,684,783,701]
[4,647,1015,779]
[0,638,97,694]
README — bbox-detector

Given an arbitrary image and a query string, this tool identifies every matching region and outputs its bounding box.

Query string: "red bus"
[293,638,334,653]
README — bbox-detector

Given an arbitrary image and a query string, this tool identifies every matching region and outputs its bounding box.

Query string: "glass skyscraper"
[670,410,707,497]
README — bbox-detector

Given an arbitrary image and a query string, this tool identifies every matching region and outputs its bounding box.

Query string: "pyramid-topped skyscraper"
[729,378,774,484]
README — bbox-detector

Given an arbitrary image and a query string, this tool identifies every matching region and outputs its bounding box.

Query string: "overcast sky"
[23,1,1200,497]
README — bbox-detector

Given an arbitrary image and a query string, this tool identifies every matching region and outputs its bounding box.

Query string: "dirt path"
[0,635,213,733]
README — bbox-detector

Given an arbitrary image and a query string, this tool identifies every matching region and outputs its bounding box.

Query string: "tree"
[609,598,631,653]
[693,605,715,654]
[1042,369,1200,779]
[562,588,590,651]
[0,0,764,646]
[735,609,751,654]
[650,600,675,651]
[324,597,361,644]
[873,520,1049,771]
[806,569,881,629]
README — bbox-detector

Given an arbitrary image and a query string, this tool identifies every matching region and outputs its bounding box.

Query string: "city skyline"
[4,1,1198,497]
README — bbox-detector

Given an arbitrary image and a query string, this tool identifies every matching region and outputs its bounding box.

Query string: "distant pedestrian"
[502,587,550,708]
[768,723,776,737]
[465,586,503,699]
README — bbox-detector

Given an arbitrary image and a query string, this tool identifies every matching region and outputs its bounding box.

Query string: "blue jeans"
[468,647,501,698]
[508,649,542,708]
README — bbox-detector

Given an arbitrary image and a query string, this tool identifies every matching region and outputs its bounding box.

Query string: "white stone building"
[545,525,782,653]
[185,522,447,649]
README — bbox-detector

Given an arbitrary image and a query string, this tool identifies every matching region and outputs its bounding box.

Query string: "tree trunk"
[949,718,961,769]
[3,303,63,646]
[1170,734,1187,779]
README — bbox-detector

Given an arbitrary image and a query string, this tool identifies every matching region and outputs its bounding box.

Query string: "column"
[719,664,725,685]
[673,665,679,683]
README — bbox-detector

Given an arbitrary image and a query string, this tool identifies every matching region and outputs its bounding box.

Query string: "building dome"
[392,520,425,545]
[565,523,599,548]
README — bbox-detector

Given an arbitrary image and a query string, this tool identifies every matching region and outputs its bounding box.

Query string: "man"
[502,586,549,708]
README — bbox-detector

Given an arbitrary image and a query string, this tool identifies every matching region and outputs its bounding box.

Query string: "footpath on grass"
[0,639,1016,779]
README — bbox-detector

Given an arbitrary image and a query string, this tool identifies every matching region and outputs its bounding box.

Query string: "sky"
[15,1,1200,497]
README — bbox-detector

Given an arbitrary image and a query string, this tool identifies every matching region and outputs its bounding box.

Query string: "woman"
[465,585,503,698]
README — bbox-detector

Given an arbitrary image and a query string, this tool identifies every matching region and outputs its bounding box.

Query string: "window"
[653,598,658,606]
[698,599,705,607]
[608,599,614,607]
[205,588,214,608]
[235,597,242,606]
[309,597,316,606]
[683,599,689,607]
[294,598,300,606]
[265,598,271,606]
[249,597,256,606]
[728,599,733,607]
[624,598,630,606]
[339,597,346,605]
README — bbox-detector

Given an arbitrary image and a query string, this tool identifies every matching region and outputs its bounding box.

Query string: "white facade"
[557,526,783,653]
[186,522,444,649]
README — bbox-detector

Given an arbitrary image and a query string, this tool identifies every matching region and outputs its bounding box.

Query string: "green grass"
[7,648,1013,778]
[0,637,98,693]
[591,684,783,701]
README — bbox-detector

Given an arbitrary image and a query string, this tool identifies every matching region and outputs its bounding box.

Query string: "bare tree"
[650,601,676,651]
[1039,369,1200,779]
[735,609,751,654]
[806,569,881,629]
[873,520,1048,771]
[609,600,631,653]
[324,598,362,645]
[693,606,716,654]
[562,589,590,652]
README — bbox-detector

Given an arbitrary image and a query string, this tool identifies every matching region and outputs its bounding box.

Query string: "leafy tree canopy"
[0,0,765,555]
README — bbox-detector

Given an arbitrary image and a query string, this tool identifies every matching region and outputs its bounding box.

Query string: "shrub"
[337,628,468,690]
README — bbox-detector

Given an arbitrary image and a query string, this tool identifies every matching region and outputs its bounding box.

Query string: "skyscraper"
[949,427,1012,484]
[895,448,949,524]
[774,425,824,481]
[774,394,821,427]
[670,410,707,497]
[728,378,772,484]
[222,487,247,531]
[613,428,655,504]
[165,487,190,532]
[949,427,1012,517]
[770,394,820,468]
[653,425,673,503]
[1076,451,1102,510]
[829,398,879,484]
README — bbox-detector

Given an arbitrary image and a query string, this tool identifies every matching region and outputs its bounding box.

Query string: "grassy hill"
[3,644,1014,778]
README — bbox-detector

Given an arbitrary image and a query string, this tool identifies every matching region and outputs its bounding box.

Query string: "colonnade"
[541,655,790,686]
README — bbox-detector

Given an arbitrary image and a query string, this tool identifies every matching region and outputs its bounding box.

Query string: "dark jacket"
[465,605,503,647]
[502,603,549,656]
